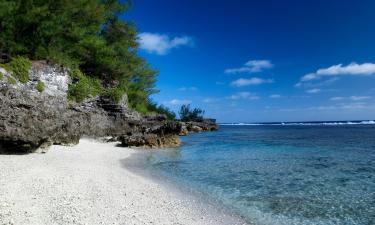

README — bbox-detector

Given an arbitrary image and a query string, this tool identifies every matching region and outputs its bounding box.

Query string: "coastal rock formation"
[119,120,182,148]
[0,84,111,153]
[0,62,218,153]
[180,119,219,134]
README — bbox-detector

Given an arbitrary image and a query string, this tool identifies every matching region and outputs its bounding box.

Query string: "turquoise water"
[138,125,375,225]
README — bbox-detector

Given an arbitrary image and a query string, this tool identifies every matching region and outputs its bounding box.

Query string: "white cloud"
[138,32,193,55]
[330,96,371,101]
[294,82,302,88]
[296,77,340,88]
[276,102,375,113]
[300,62,375,82]
[350,96,371,101]
[231,77,274,87]
[306,88,321,94]
[166,99,192,106]
[225,60,273,74]
[330,97,344,101]
[226,92,259,100]
[202,97,219,103]
[269,94,281,98]
[178,86,197,91]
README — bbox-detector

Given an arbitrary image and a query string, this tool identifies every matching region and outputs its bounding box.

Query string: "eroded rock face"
[118,118,182,148]
[0,62,217,153]
[0,62,184,153]
[0,85,111,153]
[29,61,70,96]
[180,119,219,134]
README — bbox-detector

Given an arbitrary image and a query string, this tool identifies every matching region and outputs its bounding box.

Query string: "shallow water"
[136,125,375,225]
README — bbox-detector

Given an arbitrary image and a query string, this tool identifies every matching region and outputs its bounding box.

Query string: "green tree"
[179,104,205,122]
[0,0,161,114]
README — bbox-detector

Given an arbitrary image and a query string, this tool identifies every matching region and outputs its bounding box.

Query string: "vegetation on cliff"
[0,0,169,116]
[36,80,45,92]
[8,56,32,83]
[7,76,17,85]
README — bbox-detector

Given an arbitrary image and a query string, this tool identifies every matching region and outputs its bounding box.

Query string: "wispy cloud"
[350,96,371,101]
[138,32,193,55]
[226,92,259,100]
[330,97,344,101]
[178,86,197,91]
[295,77,340,88]
[231,77,274,87]
[225,60,273,74]
[202,97,219,103]
[165,99,192,106]
[330,96,372,101]
[275,102,375,113]
[306,88,321,94]
[300,62,375,82]
[269,94,281,98]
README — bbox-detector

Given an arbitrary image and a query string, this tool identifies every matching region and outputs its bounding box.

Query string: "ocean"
[129,122,375,225]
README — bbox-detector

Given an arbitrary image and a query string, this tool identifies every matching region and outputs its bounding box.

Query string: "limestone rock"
[0,62,219,153]
[119,121,182,148]
[179,123,189,136]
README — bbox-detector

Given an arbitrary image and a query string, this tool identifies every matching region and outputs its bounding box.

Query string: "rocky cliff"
[0,61,218,153]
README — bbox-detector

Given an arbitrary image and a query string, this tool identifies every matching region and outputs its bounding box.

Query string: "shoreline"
[0,139,247,225]
[121,147,249,224]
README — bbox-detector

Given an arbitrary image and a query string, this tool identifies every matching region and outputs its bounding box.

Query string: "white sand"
[0,139,247,225]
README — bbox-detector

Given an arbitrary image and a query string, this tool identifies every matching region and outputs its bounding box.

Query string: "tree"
[0,0,160,113]
[179,104,205,122]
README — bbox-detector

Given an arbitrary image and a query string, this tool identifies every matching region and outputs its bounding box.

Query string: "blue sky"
[125,0,375,123]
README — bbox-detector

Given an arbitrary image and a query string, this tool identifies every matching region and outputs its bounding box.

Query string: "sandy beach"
[0,139,246,225]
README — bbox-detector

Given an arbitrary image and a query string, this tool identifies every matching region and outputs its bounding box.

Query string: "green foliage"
[36,80,45,92]
[147,102,176,120]
[104,87,126,103]
[7,76,16,85]
[179,104,205,122]
[0,63,11,72]
[9,56,32,83]
[0,0,157,104]
[0,73,3,80]
[68,69,103,102]
[134,103,149,115]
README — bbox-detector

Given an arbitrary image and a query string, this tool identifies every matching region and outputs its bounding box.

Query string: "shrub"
[36,81,45,92]
[179,104,205,122]
[67,69,103,102]
[104,87,126,103]
[7,76,17,85]
[147,102,176,120]
[134,103,149,115]
[0,63,11,72]
[0,73,3,80]
[9,56,32,83]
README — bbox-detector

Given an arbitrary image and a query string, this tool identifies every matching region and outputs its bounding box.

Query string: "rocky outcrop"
[179,119,219,135]
[119,120,182,148]
[0,63,178,153]
[0,62,218,153]
[0,85,111,153]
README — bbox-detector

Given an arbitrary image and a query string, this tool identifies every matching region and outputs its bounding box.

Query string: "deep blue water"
[138,125,375,225]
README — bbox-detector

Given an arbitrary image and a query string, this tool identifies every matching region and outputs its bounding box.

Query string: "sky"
[125,0,375,123]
